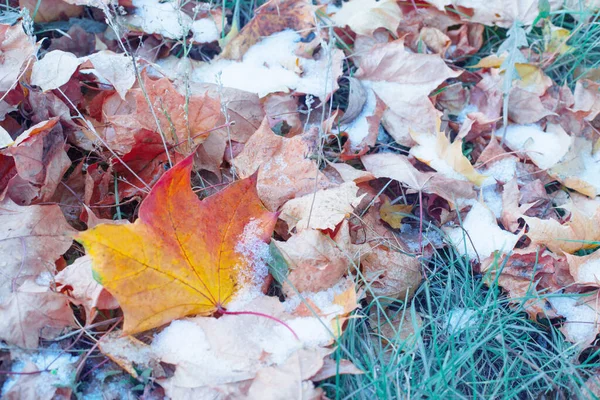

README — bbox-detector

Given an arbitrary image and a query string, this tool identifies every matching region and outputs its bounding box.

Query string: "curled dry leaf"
[0,200,76,301]
[566,251,600,286]
[55,255,119,324]
[354,39,461,145]
[410,128,487,186]
[234,119,332,211]
[280,181,365,232]
[78,154,278,334]
[0,280,73,348]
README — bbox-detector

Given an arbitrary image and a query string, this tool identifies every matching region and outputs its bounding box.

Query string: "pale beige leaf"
[31,50,82,92]
[331,0,402,36]
[280,182,365,232]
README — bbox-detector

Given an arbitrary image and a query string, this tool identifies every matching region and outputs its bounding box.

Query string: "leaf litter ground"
[3,0,600,399]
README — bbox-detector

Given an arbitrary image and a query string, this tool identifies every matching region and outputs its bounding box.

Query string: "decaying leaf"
[0,22,36,92]
[78,154,278,334]
[0,200,76,301]
[379,200,413,229]
[524,195,600,255]
[55,255,119,323]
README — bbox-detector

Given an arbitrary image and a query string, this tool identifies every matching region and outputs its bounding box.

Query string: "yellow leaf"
[78,155,278,335]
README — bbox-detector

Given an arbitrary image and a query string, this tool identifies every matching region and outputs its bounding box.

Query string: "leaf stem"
[220,309,300,341]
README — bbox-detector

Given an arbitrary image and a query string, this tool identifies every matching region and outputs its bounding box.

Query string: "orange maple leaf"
[77,155,278,335]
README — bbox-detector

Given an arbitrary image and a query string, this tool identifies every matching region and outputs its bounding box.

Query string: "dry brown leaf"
[425,0,560,27]
[280,182,365,232]
[328,162,375,184]
[30,50,82,92]
[55,255,119,324]
[501,177,534,232]
[359,242,422,299]
[524,195,600,255]
[361,152,476,205]
[275,228,351,294]
[549,292,600,345]
[0,22,36,92]
[152,294,354,397]
[234,119,332,211]
[572,79,600,121]
[0,280,73,348]
[507,87,556,124]
[566,251,600,286]
[0,200,76,301]
[136,75,223,153]
[354,39,461,145]
[263,93,302,136]
[20,0,82,22]
[221,0,317,60]
[1,359,75,400]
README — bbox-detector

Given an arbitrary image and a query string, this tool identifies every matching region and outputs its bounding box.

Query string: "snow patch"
[445,308,479,334]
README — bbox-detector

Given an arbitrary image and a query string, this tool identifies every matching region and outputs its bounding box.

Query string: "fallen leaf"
[20,0,82,22]
[379,200,413,229]
[1,119,70,205]
[98,332,163,379]
[549,292,600,345]
[78,154,278,334]
[502,123,572,170]
[83,51,136,100]
[0,280,73,348]
[549,136,600,197]
[55,255,119,324]
[234,119,332,211]
[135,75,223,153]
[274,228,351,294]
[523,195,600,255]
[0,200,76,301]
[507,87,555,124]
[0,22,36,92]
[30,50,82,92]
[279,182,365,232]
[354,39,461,145]
[330,0,402,36]
[361,152,476,205]
[410,127,487,186]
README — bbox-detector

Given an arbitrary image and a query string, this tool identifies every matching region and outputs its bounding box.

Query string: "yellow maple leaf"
[78,155,278,335]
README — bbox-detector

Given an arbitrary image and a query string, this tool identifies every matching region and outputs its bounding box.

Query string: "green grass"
[323,243,600,399]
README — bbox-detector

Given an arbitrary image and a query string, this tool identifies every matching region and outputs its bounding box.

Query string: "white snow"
[444,202,520,260]
[192,30,339,99]
[500,124,572,170]
[550,295,600,344]
[445,308,479,334]
[574,258,600,284]
[230,219,273,307]
[191,18,219,43]
[129,0,192,39]
[2,345,78,398]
